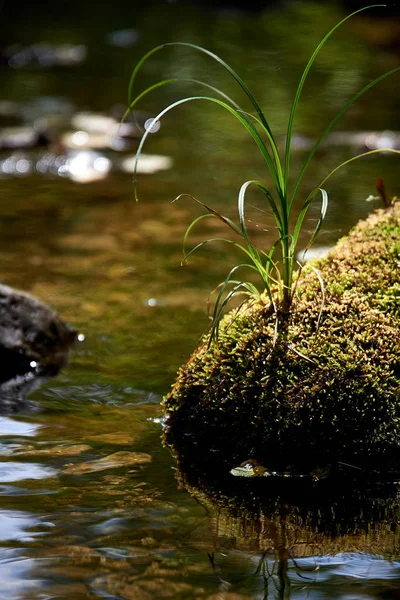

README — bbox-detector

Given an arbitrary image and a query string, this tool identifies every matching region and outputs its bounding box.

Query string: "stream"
[0,1,399,598]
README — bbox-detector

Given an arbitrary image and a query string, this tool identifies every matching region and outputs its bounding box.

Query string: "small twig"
[376,176,389,208]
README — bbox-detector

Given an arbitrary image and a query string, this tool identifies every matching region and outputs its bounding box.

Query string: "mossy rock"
[163,203,400,475]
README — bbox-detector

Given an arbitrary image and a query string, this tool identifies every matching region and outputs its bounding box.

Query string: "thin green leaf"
[238,183,262,266]
[211,265,261,332]
[286,187,328,297]
[128,42,284,191]
[181,213,216,263]
[238,180,283,235]
[284,4,386,193]
[237,181,285,294]
[222,295,262,337]
[292,187,328,257]
[123,76,250,125]
[211,282,255,344]
[132,96,281,200]
[182,237,259,264]
[290,65,400,207]
[265,238,281,285]
[318,148,400,188]
[177,191,280,291]
[174,192,243,236]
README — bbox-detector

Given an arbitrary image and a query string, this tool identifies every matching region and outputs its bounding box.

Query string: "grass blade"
[128,42,284,191]
[284,4,386,193]
[182,237,262,264]
[212,264,261,329]
[288,187,328,296]
[211,282,255,344]
[174,192,243,236]
[132,96,281,200]
[290,65,400,207]
[123,77,255,125]
[238,180,283,236]
[318,148,400,188]
[292,188,328,256]
[181,213,216,263]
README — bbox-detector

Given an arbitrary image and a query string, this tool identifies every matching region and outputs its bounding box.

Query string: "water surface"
[0,1,399,598]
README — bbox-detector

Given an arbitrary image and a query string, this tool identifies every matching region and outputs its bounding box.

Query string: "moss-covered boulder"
[163,203,400,475]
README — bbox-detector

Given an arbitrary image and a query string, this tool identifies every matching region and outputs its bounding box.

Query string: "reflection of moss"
[167,438,400,563]
[164,203,400,473]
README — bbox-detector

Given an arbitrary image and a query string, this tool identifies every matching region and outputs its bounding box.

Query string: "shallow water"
[0,1,399,598]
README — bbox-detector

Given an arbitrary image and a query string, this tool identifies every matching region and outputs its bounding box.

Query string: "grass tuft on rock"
[163,203,400,475]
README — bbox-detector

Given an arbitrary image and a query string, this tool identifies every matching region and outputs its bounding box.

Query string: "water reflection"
[0,510,48,542]
[106,28,140,48]
[0,551,44,600]
[0,417,40,437]
[3,43,87,69]
[0,99,173,183]
[0,462,56,483]
[166,437,400,599]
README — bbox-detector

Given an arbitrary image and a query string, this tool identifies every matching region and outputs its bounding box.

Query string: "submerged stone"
[163,203,400,476]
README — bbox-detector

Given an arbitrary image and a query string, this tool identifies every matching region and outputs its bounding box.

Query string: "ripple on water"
[43,383,161,406]
[291,553,399,578]
[0,417,40,437]
[287,553,400,598]
[0,551,43,600]
[0,461,56,483]
[0,484,56,496]
[0,511,45,542]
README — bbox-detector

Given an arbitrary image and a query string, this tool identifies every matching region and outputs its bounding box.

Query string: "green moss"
[375,282,400,317]
[163,203,400,473]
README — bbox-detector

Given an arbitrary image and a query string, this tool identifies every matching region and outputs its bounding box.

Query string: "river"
[0,1,399,598]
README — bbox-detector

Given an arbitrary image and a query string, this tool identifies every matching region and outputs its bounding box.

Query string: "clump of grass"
[126,4,399,343]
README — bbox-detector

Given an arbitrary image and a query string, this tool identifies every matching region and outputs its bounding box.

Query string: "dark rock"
[0,284,76,391]
[0,372,51,414]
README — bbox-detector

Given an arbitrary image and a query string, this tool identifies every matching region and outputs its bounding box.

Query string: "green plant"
[126,4,399,342]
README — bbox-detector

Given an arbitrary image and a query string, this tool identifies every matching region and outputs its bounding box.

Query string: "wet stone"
[0,284,76,412]
[0,283,76,370]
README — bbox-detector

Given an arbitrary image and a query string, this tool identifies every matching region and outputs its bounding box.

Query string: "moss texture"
[163,203,400,474]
